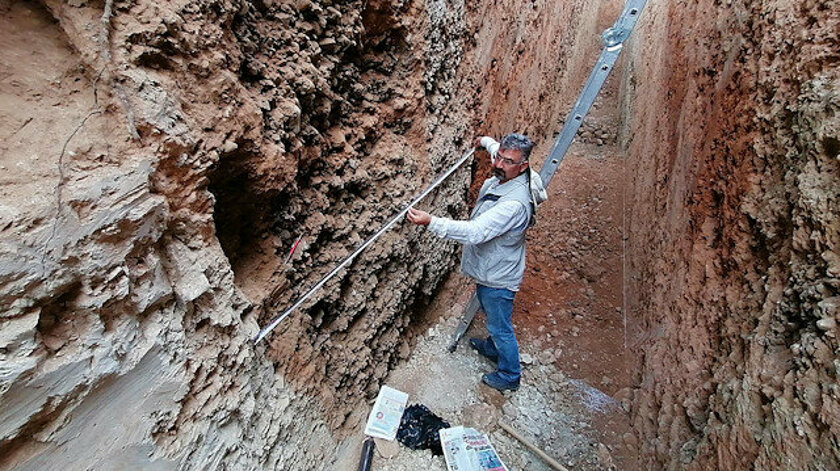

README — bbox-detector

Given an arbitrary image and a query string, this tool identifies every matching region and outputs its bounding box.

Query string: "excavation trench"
[0,0,838,470]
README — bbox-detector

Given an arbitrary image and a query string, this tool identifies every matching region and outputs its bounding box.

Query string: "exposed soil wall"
[1,0,473,467]
[621,1,839,469]
[0,0,614,468]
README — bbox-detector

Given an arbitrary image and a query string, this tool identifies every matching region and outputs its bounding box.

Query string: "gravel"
[359,312,624,470]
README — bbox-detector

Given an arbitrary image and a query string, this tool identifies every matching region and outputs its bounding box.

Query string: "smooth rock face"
[622,1,840,469]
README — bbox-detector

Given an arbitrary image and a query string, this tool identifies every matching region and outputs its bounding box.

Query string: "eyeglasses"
[496,157,526,165]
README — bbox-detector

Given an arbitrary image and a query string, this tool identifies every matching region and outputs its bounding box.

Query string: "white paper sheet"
[363,385,409,441]
[440,426,508,471]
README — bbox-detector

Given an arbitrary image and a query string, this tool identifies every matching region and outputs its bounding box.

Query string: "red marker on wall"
[285,234,304,265]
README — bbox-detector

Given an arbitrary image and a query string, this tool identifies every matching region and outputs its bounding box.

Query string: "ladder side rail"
[539,0,647,187]
[539,46,623,186]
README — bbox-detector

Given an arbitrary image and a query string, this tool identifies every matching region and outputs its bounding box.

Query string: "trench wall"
[621,0,839,469]
[0,0,611,469]
[1,0,471,467]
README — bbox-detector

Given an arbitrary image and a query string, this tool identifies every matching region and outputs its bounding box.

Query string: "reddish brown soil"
[519,141,635,467]
[520,147,628,390]
[622,2,839,469]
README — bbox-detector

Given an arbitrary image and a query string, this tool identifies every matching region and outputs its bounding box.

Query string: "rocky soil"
[1,0,837,469]
[339,299,627,471]
[621,0,840,469]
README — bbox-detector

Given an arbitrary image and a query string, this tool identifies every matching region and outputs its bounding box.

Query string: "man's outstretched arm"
[406,203,528,245]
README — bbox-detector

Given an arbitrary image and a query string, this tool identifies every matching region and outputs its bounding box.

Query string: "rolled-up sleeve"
[479,136,500,157]
[428,201,529,245]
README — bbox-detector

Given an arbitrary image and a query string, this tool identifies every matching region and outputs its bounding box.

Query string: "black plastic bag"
[396,404,451,456]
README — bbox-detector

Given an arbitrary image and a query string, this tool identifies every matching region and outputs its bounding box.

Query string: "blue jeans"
[476,284,520,383]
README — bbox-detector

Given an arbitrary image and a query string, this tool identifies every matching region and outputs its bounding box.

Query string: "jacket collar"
[487,171,529,196]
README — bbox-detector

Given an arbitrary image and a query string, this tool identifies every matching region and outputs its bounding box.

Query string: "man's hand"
[406,207,431,226]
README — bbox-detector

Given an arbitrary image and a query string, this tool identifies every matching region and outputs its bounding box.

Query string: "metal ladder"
[447,0,647,352]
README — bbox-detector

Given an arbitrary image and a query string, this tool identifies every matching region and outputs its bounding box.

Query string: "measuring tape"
[254,148,476,343]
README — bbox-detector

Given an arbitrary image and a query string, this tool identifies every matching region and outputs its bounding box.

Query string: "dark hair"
[499,133,534,161]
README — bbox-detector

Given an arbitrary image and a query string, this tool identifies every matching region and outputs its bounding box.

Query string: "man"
[406,133,542,392]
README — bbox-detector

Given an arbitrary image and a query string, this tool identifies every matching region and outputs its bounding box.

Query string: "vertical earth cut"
[621,0,839,469]
[1,0,474,467]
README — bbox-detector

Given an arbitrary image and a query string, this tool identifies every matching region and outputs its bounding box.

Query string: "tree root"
[41,109,103,274]
[98,0,140,140]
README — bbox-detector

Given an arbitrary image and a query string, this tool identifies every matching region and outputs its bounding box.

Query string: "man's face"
[492,148,528,183]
